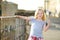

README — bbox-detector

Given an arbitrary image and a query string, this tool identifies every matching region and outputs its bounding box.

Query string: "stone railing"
[0,16,28,40]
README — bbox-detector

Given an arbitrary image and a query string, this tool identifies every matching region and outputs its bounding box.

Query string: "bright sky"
[4,0,44,10]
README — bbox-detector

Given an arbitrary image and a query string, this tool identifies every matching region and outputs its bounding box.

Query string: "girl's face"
[37,10,43,19]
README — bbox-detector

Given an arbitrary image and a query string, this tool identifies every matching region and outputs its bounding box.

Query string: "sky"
[4,0,44,10]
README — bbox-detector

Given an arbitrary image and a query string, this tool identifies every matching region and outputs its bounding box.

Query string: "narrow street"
[44,17,60,40]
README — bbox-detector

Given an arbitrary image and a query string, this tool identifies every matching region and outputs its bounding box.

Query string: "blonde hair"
[34,7,46,21]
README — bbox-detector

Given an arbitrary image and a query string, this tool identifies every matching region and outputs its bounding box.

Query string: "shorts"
[28,36,44,40]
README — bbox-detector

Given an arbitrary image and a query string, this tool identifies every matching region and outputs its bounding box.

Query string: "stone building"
[15,10,35,16]
[44,0,60,17]
[1,1,17,16]
[0,1,27,40]
[0,0,2,39]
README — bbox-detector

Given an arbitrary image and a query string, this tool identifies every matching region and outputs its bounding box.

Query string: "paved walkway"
[43,28,60,40]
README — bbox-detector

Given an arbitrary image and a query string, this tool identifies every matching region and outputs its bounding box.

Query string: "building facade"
[0,0,2,39]
[44,0,60,17]
[0,1,27,40]
[1,1,17,16]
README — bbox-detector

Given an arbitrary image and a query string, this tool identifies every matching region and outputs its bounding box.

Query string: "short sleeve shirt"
[29,17,46,38]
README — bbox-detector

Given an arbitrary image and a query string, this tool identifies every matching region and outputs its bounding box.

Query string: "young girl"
[16,7,50,40]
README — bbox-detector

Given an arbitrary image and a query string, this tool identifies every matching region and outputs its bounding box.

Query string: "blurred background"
[0,0,60,40]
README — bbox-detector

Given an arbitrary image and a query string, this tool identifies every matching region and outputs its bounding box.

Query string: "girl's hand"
[43,19,51,32]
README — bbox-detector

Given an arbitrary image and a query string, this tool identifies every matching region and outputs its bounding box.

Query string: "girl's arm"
[16,15,30,21]
[43,20,50,32]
